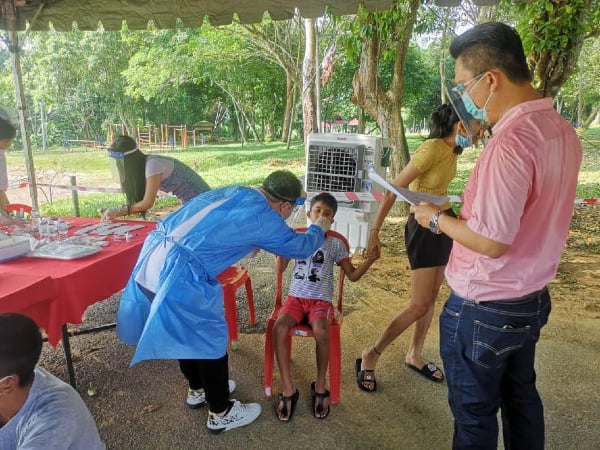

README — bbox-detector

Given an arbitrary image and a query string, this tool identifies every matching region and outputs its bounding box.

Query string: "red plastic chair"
[6,203,32,219]
[263,229,347,405]
[217,265,256,351]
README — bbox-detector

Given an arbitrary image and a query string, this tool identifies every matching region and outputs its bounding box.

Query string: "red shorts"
[279,296,334,325]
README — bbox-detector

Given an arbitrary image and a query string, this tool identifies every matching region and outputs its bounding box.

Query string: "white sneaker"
[206,399,262,434]
[186,380,237,409]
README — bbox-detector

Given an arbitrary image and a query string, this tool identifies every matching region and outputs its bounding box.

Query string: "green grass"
[5,128,600,218]
[6,141,306,217]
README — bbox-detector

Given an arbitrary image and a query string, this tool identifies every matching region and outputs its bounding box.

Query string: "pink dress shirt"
[446,98,582,301]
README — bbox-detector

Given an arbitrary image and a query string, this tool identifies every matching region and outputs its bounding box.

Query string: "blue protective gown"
[116,186,325,365]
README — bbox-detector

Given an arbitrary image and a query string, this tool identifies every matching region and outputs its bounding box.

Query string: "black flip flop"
[355,358,377,392]
[310,382,330,419]
[405,362,445,383]
[275,389,299,422]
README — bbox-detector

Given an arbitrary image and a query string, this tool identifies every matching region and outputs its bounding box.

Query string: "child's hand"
[367,250,380,262]
[367,230,381,260]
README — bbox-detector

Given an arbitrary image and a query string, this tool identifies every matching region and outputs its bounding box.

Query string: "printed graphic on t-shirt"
[288,234,349,302]
[308,268,320,282]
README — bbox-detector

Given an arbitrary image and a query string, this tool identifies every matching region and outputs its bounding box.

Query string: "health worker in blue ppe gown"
[116,170,332,434]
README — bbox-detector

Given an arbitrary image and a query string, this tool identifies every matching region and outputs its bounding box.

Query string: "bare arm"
[100,173,163,219]
[339,251,379,283]
[275,256,291,273]
[412,202,509,258]
[368,164,421,259]
[131,173,162,214]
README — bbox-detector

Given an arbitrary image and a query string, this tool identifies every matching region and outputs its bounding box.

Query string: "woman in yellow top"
[356,104,479,391]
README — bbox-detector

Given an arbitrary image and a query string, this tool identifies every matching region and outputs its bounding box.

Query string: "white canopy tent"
[1,0,394,30]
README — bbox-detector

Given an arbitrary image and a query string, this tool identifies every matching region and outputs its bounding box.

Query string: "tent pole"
[8,29,39,210]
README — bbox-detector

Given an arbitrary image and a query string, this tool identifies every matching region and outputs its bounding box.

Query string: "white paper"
[368,169,449,206]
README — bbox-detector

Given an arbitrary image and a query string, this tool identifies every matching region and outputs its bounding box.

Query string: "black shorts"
[405,208,456,270]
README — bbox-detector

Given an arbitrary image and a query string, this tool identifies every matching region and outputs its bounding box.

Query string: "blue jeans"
[440,288,551,450]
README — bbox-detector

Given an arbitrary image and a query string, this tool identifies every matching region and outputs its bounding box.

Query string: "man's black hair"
[449,22,531,83]
[0,313,42,387]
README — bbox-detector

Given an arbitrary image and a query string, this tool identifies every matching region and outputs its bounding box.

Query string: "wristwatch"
[429,210,443,235]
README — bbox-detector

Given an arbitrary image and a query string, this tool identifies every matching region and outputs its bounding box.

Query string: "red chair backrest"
[5,203,33,218]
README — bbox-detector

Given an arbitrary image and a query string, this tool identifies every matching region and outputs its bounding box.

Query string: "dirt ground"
[26,197,598,450]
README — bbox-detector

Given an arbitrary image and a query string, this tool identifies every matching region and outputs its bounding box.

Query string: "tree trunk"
[527,0,591,98]
[302,18,318,144]
[237,20,303,143]
[281,75,294,142]
[352,0,419,178]
[439,8,450,104]
[5,13,39,209]
[582,103,600,129]
[358,108,365,134]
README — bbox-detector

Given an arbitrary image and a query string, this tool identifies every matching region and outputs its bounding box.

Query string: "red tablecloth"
[0,218,154,346]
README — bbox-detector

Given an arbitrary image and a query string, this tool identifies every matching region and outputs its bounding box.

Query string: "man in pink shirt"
[413,23,582,449]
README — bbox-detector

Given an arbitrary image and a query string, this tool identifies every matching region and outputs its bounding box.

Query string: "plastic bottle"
[57,217,68,240]
[30,207,40,232]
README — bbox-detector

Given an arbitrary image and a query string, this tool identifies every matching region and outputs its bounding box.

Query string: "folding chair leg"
[329,328,342,404]
[223,287,239,350]
[263,320,275,398]
[244,277,256,325]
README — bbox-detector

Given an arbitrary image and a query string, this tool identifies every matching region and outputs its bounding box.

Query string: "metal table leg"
[61,324,77,389]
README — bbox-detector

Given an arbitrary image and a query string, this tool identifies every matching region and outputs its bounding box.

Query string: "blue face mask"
[453,73,493,122]
[455,132,472,149]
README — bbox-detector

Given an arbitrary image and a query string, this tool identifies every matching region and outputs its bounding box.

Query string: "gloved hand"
[313,216,331,233]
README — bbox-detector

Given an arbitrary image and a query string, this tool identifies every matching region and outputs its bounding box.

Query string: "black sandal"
[275,389,299,422]
[310,381,330,419]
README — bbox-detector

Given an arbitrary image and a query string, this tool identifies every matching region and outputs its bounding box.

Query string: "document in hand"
[368,169,449,206]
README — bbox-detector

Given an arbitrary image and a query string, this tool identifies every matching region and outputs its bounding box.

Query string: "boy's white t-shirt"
[287,233,349,302]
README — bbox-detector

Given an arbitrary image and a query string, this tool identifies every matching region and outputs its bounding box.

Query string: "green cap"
[262,170,306,204]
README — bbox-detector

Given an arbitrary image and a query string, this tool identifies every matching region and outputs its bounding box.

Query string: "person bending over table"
[0,313,105,449]
[99,135,211,220]
[116,170,332,434]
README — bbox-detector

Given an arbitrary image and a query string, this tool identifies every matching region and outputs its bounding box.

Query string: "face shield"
[444,84,480,139]
[286,194,307,226]
[107,148,138,184]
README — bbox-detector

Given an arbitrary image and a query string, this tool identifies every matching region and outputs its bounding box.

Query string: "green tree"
[347,0,421,177]
[516,0,600,98]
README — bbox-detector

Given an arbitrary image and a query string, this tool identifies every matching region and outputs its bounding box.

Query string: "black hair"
[310,192,338,215]
[0,118,16,140]
[427,104,464,155]
[110,135,147,214]
[449,22,531,83]
[428,104,460,140]
[0,313,42,387]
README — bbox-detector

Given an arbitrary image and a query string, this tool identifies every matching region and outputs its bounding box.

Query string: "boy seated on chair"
[273,192,379,421]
